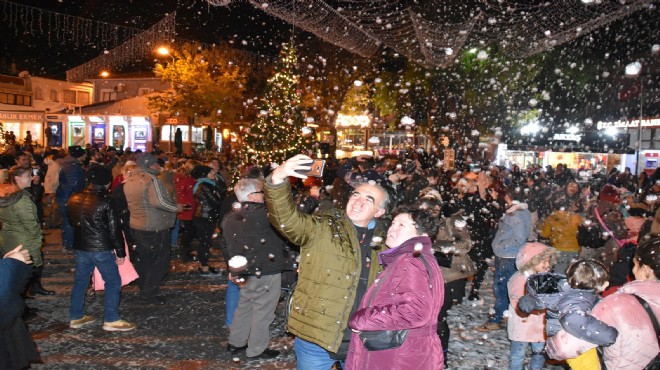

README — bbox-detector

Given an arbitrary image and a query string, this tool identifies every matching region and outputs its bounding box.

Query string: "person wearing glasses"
[223,178,291,360]
[265,154,390,369]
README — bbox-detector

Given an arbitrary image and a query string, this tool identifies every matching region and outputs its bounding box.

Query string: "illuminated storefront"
[109,116,128,149]
[67,115,86,146]
[129,116,150,151]
[0,111,44,146]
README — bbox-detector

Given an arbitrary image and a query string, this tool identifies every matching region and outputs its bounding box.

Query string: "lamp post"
[155,46,176,152]
[625,61,643,175]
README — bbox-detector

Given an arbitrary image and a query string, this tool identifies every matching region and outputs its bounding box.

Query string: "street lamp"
[625,61,643,175]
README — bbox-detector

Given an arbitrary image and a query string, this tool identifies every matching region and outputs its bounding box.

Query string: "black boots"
[30,265,55,296]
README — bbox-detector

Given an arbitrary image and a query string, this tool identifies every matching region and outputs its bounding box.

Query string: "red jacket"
[174,173,195,221]
[345,236,445,369]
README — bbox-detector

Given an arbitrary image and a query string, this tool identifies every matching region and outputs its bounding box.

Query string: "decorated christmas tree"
[242,43,312,168]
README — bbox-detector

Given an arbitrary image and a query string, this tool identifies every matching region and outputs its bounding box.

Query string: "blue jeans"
[509,340,545,370]
[170,218,180,247]
[491,256,517,323]
[294,337,342,370]
[57,196,73,250]
[70,250,121,323]
[225,280,240,327]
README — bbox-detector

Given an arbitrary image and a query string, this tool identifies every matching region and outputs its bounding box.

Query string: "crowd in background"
[0,142,659,369]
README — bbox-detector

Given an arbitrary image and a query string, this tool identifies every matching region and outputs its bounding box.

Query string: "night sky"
[0,0,291,78]
[0,0,657,125]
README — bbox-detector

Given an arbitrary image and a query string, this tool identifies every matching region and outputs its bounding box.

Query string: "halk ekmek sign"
[0,112,45,121]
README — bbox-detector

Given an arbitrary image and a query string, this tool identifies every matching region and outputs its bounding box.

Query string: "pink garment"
[93,242,139,291]
[344,237,444,370]
[546,280,660,370]
[506,272,546,343]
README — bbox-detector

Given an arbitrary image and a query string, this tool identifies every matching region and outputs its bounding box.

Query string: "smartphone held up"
[296,159,326,177]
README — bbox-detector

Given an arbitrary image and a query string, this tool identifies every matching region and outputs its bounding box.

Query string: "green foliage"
[241,43,312,166]
[148,43,247,124]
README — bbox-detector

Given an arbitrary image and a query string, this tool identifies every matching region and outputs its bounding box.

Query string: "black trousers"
[130,228,171,297]
[193,218,214,266]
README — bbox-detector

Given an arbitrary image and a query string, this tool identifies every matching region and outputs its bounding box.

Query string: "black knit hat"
[86,166,113,186]
[69,146,86,158]
[191,165,212,180]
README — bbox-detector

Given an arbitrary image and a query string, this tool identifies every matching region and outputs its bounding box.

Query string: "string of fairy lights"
[222,0,654,68]
[243,43,311,165]
[66,13,176,82]
[0,0,142,48]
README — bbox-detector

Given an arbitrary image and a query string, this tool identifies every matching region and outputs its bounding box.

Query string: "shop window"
[50,89,59,102]
[100,90,116,102]
[63,90,76,104]
[34,87,43,100]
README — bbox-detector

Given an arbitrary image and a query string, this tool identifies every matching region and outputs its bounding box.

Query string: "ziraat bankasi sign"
[597,118,660,129]
[0,112,45,121]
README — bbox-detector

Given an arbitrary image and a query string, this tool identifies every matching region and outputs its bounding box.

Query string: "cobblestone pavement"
[27,229,565,369]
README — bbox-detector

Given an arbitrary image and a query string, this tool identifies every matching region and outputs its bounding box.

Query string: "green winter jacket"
[265,178,387,353]
[0,185,43,266]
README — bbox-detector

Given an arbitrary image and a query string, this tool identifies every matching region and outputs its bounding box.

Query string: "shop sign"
[597,118,660,129]
[0,112,44,121]
[552,133,581,142]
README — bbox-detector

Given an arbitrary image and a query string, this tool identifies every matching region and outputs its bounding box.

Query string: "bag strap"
[365,254,433,307]
[594,207,625,248]
[632,294,660,348]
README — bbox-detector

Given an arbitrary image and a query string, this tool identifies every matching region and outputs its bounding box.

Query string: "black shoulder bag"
[598,294,660,370]
[358,254,433,351]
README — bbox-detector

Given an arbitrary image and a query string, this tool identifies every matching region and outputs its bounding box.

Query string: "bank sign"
[597,118,660,129]
[0,112,45,121]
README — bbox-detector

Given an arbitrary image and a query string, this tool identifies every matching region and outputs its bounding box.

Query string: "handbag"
[358,254,433,351]
[93,236,139,291]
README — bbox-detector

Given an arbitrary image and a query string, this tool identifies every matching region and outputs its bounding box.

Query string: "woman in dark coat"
[192,165,223,275]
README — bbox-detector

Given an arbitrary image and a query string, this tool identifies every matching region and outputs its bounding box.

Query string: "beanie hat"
[191,165,212,180]
[136,153,158,168]
[69,146,86,158]
[86,166,113,186]
[516,242,556,271]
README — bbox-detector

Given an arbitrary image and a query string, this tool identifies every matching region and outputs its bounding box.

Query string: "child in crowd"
[507,242,558,370]
[518,259,619,369]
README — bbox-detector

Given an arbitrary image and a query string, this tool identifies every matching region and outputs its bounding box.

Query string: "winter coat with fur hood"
[506,243,556,343]
[546,279,660,370]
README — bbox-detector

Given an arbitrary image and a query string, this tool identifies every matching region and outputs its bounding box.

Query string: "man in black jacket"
[67,166,135,332]
[223,178,290,359]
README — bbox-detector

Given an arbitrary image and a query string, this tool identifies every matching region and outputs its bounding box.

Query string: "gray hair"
[234,179,263,202]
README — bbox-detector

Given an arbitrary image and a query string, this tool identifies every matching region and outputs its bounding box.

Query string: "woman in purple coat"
[345,206,445,369]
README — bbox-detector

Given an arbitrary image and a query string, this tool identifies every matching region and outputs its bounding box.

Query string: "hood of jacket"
[378,235,433,268]
[0,184,25,208]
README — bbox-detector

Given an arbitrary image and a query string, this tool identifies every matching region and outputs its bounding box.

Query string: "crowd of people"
[0,143,659,370]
